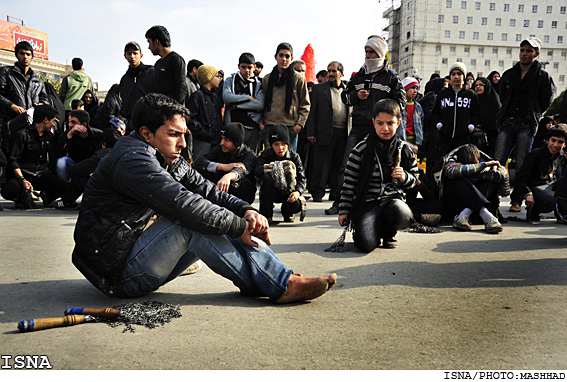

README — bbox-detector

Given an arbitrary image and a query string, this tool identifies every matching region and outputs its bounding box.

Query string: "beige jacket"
[261,70,310,127]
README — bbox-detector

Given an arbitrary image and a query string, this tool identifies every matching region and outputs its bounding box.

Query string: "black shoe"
[312,196,323,202]
[325,206,339,215]
[383,237,398,248]
[283,215,295,222]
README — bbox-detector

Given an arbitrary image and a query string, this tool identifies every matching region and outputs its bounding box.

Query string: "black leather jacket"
[0,64,49,120]
[72,132,252,296]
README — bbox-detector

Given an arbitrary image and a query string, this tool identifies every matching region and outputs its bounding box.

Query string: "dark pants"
[243,127,260,155]
[352,198,414,253]
[529,183,557,215]
[1,170,67,204]
[259,176,301,219]
[201,172,257,204]
[443,177,499,218]
[407,198,444,222]
[310,127,348,200]
[62,176,89,204]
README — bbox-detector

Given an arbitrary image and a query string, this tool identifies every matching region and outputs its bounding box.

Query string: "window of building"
[504,4,509,12]
[532,5,537,13]
[516,34,522,41]
[478,47,484,53]
[405,46,409,52]
[467,16,473,24]
[499,61,504,67]
[562,7,566,14]
[487,33,493,40]
[459,31,465,39]
[489,3,495,11]
[461,1,467,9]
[544,35,550,43]
[547,50,553,57]
[559,36,564,44]
[492,48,498,54]
[552,21,557,28]
[446,0,452,8]
[485,60,490,67]
[524,20,529,27]
[538,20,543,28]
[496,18,501,26]
[407,31,411,39]
[482,17,487,25]
[506,49,512,55]
[475,2,480,10]
[560,75,565,82]
[547,6,552,14]
[464,46,470,53]
[445,30,451,38]
[471,59,476,66]
[442,58,448,64]
[450,46,456,52]
[518,4,524,12]
[502,33,508,41]
[453,15,459,23]
[408,1,412,10]
[554,63,559,69]
[436,45,441,52]
[473,32,479,40]
[510,19,516,27]
[562,51,567,57]
[438,14,444,23]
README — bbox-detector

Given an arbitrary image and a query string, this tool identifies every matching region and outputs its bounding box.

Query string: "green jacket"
[60,70,93,110]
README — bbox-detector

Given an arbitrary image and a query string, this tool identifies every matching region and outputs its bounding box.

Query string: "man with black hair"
[223,52,264,154]
[145,25,188,104]
[194,122,257,204]
[261,42,310,152]
[254,61,263,79]
[0,41,49,122]
[316,70,328,83]
[186,59,203,100]
[60,57,94,115]
[72,92,337,303]
[119,41,154,124]
[306,61,350,203]
[495,38,556,193]
[56,109,102,180]
[510,125,567,222]
[1,104,66,208]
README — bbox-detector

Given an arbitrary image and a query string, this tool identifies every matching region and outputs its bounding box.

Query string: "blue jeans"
[494,122,534,173]
[56,156,75,181]
[116,216,293,299]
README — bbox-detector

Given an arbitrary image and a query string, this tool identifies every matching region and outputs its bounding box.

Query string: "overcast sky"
[2,0,389,90]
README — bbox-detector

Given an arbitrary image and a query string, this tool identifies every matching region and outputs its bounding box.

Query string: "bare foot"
[275,273,338,304]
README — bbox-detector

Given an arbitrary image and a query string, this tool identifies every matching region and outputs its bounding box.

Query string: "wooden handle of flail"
[64,307,122,318]
[18,315,92,332]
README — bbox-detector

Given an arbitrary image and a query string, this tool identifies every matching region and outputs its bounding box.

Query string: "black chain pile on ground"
[324,227,350,252]
[96,301,182,333]
[408,224,442,233]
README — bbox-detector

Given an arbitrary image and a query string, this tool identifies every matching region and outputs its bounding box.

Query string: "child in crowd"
[397,77,424,147]
[338,99,418,252]
[71,99,84,110]
[255,124,306,224]
[187,64,223,161]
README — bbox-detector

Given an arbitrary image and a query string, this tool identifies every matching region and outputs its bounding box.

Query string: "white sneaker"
[180,260,203,276]
[484,217,503,233]
[452,214,472,231]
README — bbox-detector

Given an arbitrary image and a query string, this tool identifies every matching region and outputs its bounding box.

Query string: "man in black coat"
[305,61,350,203]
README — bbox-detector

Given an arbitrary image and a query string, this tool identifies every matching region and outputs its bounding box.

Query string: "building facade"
[383,0,567,87]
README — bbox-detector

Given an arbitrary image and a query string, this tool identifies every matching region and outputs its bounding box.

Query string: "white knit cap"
[402,77,420,91]
[365,36,388,57]
[449,62,467,76]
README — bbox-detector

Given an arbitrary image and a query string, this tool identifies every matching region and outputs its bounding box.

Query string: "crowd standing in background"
[1,27,567,267]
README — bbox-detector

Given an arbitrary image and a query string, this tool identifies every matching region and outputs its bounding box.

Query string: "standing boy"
[397,77,424,147]
[261,43,310,152]
[119,41,154,125]
[223,53,264,154]
[187,65,223,161]
[338,99,418,252]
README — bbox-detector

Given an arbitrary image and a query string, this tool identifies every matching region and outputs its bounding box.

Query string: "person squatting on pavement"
[71,93,336,303]
[338,99,418,252]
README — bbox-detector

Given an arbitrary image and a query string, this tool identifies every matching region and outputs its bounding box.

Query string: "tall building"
[383,0,567,87]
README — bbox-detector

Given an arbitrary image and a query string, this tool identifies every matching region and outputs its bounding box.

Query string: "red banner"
[0,20,48,60]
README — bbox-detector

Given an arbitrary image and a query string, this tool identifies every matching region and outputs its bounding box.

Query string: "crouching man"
[71,93,336,303]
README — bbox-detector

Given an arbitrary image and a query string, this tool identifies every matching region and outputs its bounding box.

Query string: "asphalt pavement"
[1,194,566,372]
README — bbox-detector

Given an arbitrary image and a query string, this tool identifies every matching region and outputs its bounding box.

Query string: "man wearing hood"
[119,41,155,126]
[325,35,405,215]
[60,57,94,115]
[494,37,556,214]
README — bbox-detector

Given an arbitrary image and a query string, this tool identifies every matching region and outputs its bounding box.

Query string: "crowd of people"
[1,25,567,303]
